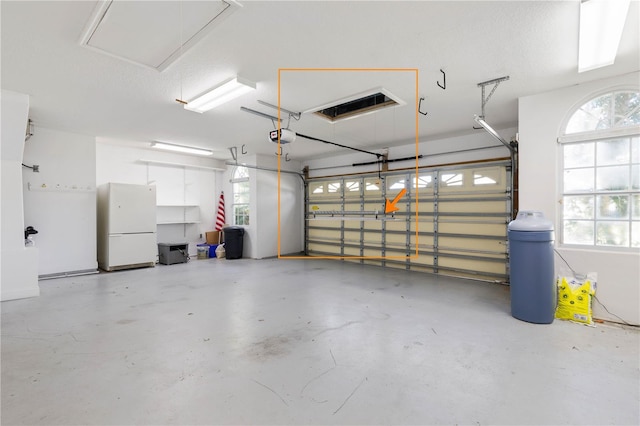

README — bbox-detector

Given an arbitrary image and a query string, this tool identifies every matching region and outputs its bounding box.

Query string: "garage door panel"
[308,242,340,255]
[411,253,435,267]
[438,256,507,275]
[415,202,435,213]
[306,161,510,282]
[343,231,360,244]
[343,247,360,256]
[363,233,381,244]
[438,200,507,213]
[364,221,382,230]
[438,237,506,253]
[386,221,407,232]
[410,221,433,233]
[438,222,506,236]
[386,233,406,245]
[309,228,340,240]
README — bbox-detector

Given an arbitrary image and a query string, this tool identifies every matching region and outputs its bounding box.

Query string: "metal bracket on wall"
[473,75,509,129]
[229,146,238,163]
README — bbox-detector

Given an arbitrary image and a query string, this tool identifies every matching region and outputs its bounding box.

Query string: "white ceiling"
[2,1,639,162]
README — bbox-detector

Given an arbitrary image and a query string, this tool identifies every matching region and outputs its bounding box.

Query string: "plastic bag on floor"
[215,243,226,259]
[555,273,597,325]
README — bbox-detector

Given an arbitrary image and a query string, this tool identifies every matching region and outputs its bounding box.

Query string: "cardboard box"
[206,231,224,244]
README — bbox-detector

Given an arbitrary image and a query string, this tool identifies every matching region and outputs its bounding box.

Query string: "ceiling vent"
[307,88,405,123]
[79,0,241,72]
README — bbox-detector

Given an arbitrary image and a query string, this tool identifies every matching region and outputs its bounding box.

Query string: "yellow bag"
[555,275,597,325]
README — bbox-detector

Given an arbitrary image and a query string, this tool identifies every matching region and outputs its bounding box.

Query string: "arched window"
[231,166,250,226]
[559,90,640,248]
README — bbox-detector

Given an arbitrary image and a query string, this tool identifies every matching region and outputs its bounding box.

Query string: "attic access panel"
[79,0,240,72]
[307,88,406,123]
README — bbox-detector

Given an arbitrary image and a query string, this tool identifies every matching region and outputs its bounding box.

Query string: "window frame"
[231,166,250,226]
[558,89,640,251]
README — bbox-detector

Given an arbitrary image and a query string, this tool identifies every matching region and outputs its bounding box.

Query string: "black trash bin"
[223,226,245,259]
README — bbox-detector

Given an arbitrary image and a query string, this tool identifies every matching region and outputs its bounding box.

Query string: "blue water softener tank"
[507,211,556,324]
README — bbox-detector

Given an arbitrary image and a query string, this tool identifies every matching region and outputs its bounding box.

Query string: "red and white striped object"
[215,192,225,231]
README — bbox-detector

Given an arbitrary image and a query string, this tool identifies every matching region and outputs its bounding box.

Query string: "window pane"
[564,168,594,192]
[234,166,249,179]
[597,195,629,219]
[412,174,432,189]
[631,137,639,164]
[234,205,249,226]
[345,181,360,192]
[234,193,249,204]
[440,172,463,187]
[473,168,500,185]
[564,143,594,168]
[309,183,324,194]
[565,94,612,133]
[597,139,629,166]
[563,196,594,219]
[614,92,640,127]
[327,182,341,193]
[596,165,629,191]
[387,177,406,191]
[364,178,380,192]
[632,165,639,190]
[632,222,640,248]
[631,195,640,220]
[233,181,249,204]
[596,221,629,247]
[563,220,594,245]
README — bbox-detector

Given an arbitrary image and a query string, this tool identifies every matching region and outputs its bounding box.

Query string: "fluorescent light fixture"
[150,141,213,156]
[185,76,256,113]
[578,0,631,73]
[474,115,512,150]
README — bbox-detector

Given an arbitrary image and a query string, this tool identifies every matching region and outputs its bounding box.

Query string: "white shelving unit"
[157,205,200,225]
[156,205,201,244]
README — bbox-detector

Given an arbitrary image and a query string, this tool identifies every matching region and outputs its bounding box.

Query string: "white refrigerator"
[97,183,157,271]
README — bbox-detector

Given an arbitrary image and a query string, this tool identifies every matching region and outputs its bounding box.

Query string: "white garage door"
[306,160,512,282]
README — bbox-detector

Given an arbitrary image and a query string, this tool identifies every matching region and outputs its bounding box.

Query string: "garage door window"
[559,90,640,249]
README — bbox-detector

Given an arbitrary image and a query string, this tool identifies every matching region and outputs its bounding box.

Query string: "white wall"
[223,154,304,259]
[255,154,304,258]
[519,71,640,325]
[22,126,97,277]
[1,90,39,301]
[96,140,225,256]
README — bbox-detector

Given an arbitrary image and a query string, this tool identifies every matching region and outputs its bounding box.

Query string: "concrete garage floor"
[1,258,638,425]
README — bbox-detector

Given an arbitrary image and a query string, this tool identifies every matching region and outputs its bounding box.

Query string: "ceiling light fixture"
[185,76,256,113]
[578,0,631,73]
[150,141,213,156]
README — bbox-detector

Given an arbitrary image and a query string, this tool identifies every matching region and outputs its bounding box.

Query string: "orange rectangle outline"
[277,67,420,260]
